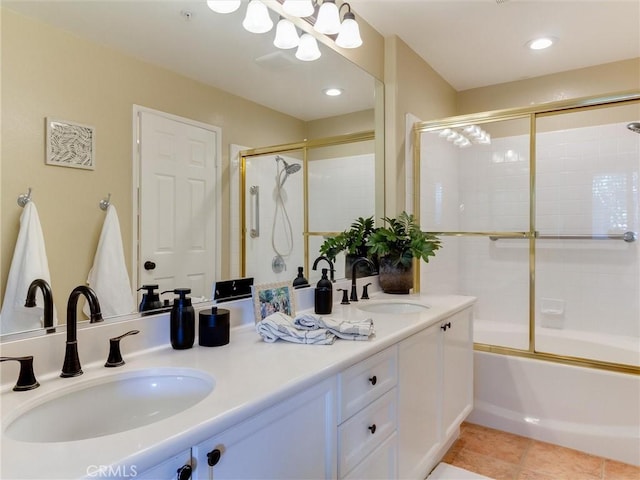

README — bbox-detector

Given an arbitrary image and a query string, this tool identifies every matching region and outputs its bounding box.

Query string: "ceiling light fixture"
[527,36,555,50]
[296,33,321,61]
[206,0,241,14]
[242,0,274,34]
[323,87,343,96]
[314,0,341,35]
[273,17,300,49]
[282,0,314,18]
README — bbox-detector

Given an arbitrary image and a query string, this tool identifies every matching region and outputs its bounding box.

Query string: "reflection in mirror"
[1,1,382,339]
[242,131,375,285]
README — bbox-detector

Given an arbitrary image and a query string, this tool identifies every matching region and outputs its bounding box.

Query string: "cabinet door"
[442,307,473,439]
[137,449,193,480]
[193,377,336,479]
[397,325,441,480]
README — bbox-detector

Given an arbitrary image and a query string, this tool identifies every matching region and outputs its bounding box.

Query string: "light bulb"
[336,12,362,49]
[282,0,314,18]
[295,33,321,61]
[274,18,300,49]
[314,0,340,35]
[242,0,273,34]
[206,1,241,14]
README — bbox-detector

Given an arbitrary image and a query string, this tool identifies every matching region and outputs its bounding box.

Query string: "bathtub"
[468,350,640,466]
[473,320,640,366]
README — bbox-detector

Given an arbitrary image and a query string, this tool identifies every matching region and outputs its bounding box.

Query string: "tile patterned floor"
[441,422,640,480]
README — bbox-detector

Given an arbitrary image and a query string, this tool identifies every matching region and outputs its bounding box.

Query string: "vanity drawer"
[338,388,397,477]
[338,345,397,422]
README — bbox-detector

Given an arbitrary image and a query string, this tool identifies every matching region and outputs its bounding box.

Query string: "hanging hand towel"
[1,202,57,334]
[83,204,135,317]
[256,312,336,345]
[294,313,375,340]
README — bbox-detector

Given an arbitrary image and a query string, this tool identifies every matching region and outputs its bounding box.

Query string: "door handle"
[144,261,156,271]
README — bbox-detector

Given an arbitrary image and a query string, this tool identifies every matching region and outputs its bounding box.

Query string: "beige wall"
[384,36,458,215]
[1,9,306,316]
[457,58,640,115]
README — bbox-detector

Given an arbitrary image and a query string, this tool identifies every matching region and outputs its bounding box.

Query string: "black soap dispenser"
[137,284,161,315]
[166,288,195,350]
[293,266,309,289]
[314,268,333,315]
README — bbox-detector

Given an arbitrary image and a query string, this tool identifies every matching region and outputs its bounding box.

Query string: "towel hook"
[99,193,111,211]
[17,188,32,208]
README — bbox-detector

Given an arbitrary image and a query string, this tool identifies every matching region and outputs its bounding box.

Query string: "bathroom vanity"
[0,293,474,479]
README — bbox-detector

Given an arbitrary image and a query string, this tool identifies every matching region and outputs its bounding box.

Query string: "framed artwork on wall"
[252,281,296,322]
[45,117,95,170]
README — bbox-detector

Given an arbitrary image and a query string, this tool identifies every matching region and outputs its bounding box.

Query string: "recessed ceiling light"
[323,88,343,96]
[527,37,555,50]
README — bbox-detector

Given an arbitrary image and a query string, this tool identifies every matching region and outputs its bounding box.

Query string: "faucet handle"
[337,289,350,305]
[0,356,40,391]
[361,283,372,300]
[105,330,140,367]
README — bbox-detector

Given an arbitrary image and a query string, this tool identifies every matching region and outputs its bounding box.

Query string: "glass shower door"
[534,103,640,366]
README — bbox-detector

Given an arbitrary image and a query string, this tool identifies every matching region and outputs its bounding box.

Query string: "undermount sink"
[357,301,430,314]
[4,368,214,443]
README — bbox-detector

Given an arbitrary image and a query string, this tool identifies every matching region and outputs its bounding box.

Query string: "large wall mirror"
[0,1,383,338]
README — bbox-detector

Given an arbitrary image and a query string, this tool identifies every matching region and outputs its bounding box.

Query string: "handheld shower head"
[276,156,301,187]
[627,122,640,134]
[276,156,301,175]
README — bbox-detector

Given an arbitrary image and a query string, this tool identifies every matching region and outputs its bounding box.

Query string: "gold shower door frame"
[412,91,640,375]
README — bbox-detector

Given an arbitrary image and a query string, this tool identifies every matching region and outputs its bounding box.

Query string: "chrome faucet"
[25,278,55,333]
[350,257,376,302]
[61,286,103,378]
[312,256,335,282]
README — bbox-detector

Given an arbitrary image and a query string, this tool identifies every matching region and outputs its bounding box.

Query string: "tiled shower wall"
[420,121,639,346]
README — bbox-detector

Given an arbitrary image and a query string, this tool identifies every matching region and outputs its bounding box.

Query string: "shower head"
[627,122,640,134]
[276,156,301,175]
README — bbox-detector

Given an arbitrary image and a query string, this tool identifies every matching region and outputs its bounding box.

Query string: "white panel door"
[139,110,218,298]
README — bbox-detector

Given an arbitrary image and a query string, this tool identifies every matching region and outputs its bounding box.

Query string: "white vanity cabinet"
[397,306,473,479]
[192,377,337,479]
[337,346,398,478]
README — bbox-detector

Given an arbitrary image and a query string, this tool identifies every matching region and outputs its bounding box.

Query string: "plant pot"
[378,256,413,294]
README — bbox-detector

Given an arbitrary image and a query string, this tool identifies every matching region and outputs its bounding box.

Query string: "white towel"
[1,202,57,334]
[256,312,336,345]
[83,204,135,317]
[294,313,375,341]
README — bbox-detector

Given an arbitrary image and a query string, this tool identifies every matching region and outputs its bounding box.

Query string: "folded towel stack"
[256,312,375,345]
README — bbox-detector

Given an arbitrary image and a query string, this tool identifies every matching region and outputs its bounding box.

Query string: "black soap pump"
[165,288,195,350]
[293,266,309,289]
[314,268,333,315]
[137,284,161,314]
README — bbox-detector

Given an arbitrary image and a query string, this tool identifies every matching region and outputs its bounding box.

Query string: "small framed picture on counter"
[252,281,296,322]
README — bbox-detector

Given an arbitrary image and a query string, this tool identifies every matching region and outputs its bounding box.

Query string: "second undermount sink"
[4,368,214,443]
[357,301,430,314]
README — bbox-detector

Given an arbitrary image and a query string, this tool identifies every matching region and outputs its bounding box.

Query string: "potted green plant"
[366,211,441,294]
[319,216,377,277]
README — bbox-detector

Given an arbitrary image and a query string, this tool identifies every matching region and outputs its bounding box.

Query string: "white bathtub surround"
[1,289,473,479]
[468,351,640,466]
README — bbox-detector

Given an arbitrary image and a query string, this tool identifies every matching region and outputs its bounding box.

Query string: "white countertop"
[0,293,475,479]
